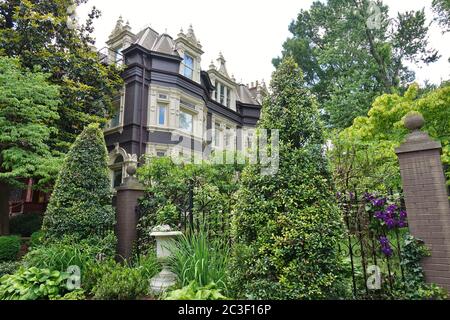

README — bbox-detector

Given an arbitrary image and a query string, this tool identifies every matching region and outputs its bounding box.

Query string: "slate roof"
[237,84,259,105]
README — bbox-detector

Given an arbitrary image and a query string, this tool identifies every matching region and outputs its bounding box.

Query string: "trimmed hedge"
[9,213,43,237]
[42,123,116,241]
[0,236,21,262]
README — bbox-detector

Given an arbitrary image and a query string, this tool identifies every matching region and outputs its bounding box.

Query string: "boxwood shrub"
[9,213,43,237]
[0,236,21,262]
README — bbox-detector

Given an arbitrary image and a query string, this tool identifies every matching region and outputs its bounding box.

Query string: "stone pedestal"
[395,114,450,293]
[149,227,182,294]
[115,163,144,262]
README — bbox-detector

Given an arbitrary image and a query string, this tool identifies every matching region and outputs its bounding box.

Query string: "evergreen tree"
[42,123,115,241]
[230,57,346,299]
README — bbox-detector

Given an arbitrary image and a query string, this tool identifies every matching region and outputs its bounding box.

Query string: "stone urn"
[149,225,182,294]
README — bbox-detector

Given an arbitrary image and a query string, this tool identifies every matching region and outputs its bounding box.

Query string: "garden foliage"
[329,83,450,193]
[164,281,228,300]
[0,267,70,300]
[9,213,43,237]
[0,236,20,262]
[42,123,116,241]
[137,157,242,247]
[167,230,229,291]
[230,57,346,299]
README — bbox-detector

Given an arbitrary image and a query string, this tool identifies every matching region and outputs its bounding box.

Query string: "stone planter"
[149,226,182,294]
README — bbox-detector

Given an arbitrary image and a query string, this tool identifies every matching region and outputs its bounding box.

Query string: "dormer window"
[214,81,231,108]
[183,53,194,79]
[219,83,225,105]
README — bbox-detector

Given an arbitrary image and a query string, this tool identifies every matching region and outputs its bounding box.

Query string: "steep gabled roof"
[237,84,259,105]
[134,27,159,50]
[151,34,180,56]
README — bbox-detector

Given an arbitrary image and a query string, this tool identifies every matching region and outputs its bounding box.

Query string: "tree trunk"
[0,181,10,235]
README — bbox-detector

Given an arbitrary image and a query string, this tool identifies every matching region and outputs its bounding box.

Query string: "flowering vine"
[364,193,408,258]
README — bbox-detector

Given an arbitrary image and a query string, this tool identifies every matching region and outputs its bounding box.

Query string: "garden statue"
[149,225,182,294]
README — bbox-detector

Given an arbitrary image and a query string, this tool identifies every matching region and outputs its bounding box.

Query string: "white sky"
[77,0,450,86]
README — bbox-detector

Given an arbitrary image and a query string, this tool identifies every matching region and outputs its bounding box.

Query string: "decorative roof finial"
[209,60,216,70]
[186,24,197,43]
[216,52,229,77]
[116,15,124,28]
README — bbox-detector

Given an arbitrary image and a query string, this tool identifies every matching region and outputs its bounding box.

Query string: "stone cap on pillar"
[395,113,442,154]
[116,160,145,191]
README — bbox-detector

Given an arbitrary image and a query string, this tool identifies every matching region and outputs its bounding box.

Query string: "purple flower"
[398,220,407,228]
[400,210,407,219]
[386,218,396,229]
[379,236,393,257]
[364,193,375,201]
[372,198,387,207]
[374,211,384,219]
[382,246,393,257]
[379,236,389,245]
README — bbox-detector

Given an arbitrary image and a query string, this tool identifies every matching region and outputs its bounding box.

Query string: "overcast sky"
[78,0,450,86]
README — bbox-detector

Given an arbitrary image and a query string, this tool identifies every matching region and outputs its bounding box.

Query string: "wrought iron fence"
[338,190,408,299]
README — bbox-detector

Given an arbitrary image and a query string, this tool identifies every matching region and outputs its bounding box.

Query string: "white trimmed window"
[179,110,193,133]
[158,104,167,126]
[183,53,194,79]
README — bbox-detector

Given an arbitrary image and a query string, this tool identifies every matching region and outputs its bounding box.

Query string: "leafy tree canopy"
[274,0,439,128]
[329,82,450,193]
[0,0,123,151]
[0,56,61,188]
[432,0,450,33]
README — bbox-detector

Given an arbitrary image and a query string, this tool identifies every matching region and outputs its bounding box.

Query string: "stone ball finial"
[404,113,425,132]
[126,163,137,176]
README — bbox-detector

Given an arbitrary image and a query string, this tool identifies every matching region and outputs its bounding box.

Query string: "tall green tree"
[42,123,115,241]
[432,0,450,33]
[230,58,346,299]
[274,0,439,128]
[0,0,123,150]
[0,57,60,235]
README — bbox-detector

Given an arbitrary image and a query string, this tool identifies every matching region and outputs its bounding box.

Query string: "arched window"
[111,155,124,188]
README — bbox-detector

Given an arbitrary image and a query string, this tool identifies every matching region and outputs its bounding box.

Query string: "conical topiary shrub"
[42,123,115,241]
[229,57,346,299]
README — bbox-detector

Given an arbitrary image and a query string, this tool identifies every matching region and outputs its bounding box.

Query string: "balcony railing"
[98,47,124,66]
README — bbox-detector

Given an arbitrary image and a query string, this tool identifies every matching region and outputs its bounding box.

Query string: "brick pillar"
[395,114,450,293]
[115,163,145,262]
